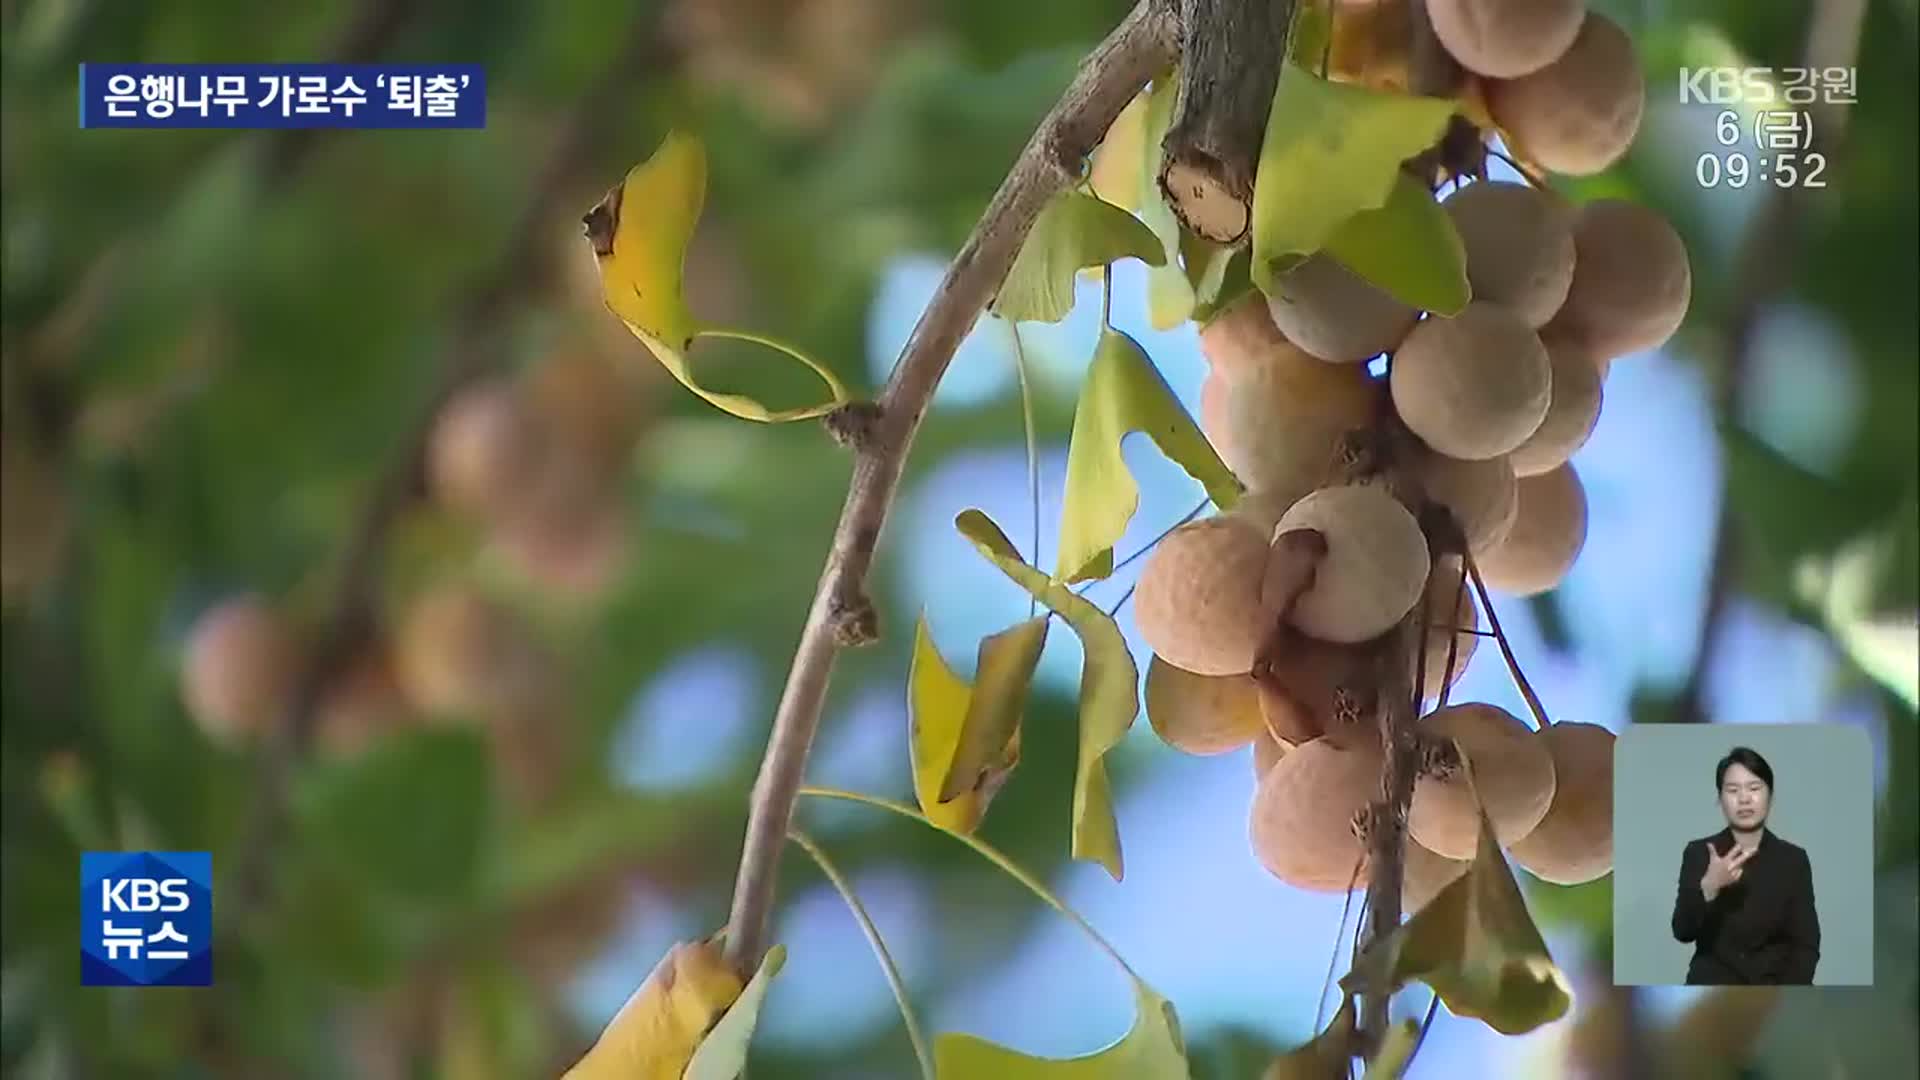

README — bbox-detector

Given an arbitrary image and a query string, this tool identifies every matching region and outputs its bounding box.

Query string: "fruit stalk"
[1157,0,1296,243]
[1357,0,1457,1057]
[720,0,1181,973]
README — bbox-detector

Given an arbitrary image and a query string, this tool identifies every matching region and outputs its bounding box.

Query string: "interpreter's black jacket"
[1670,826,1820,984]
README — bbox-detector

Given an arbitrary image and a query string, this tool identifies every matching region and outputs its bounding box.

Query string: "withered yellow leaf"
[586,131,849,422]
[908,614,1048,834]
[956,509,1136,880]
[1341,797,1573,1036]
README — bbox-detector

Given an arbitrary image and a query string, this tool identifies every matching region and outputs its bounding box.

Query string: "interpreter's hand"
[1700,842,1753,901]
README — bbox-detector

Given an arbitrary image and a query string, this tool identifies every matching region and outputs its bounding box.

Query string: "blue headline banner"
[79,64,485,129]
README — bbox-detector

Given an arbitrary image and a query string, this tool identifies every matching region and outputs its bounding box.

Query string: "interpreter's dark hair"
[1715,746,1774,792]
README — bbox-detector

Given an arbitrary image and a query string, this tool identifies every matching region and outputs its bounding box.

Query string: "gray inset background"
[1612,723,1875,986]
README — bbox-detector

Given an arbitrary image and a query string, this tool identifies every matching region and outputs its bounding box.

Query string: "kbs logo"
[80,852,212,986]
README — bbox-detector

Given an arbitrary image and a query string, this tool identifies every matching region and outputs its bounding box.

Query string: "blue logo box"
[80,851,213,986]
[78,63,486,129]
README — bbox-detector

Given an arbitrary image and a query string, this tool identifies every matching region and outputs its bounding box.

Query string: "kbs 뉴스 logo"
[80,851,213,986]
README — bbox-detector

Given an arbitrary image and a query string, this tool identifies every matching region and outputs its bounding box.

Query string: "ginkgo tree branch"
[1158,0,1295,243]
[721,0,1181,972]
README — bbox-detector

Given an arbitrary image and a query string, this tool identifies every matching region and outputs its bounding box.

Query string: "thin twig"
[222,25,669,933]
[1674,0,1867,725]
[720,0,1180,972]
[1463,551,1553,729]
[1316,860,1366,1035]
[1008,320,1042,619]
[788,830,934,1080]
[1407,989,1442,1061]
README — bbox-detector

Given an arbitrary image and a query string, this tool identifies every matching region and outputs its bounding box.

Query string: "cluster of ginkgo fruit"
[1134,0,1688,905]
[177,346,646,804]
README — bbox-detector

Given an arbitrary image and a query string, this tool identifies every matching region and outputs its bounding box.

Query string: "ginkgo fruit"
[316,643,411,758]
[1508,721,1616,884]
[1404,837,1471,915]
[1254,631,1380,746]
[1429,0,1585,79]
[1275,484,1430,643]
[1509,333,1603,477]
[1409,445,1518,561]
[182,595,298,742]
[396,583,548,717]
[1442,180,1576,328]
[495,497,630,597]
[1485,13,1645,177]
[1134,514,1275,676]
[1249,735,1382,892]
[1197,304,1379,508]
[1417,556,1481,699]
[526,349,647,476]
[1408,703,1557,860]
[427,378,544,520]
[1390,301,1551,461]
[1146,660,1268,755]
[1549,199,1693,359]
[1251,731,1288,778]
[1476,462,1588,596]
[1265,253,1418,364]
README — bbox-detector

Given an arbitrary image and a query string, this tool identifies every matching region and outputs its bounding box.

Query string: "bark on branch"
[720,0,1180,972]
[1157,0,1295,244]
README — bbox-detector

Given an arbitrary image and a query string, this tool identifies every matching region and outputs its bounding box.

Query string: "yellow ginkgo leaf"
[1135,75,1199,331]
[956,509,1137,880]
[1055,328,1242,585]
[586,131,704,356]
[683,944,788,1080]
[909,614,1049,835]
[935,979,1190,1079]
[1249,64,1454,293]
[585,131,850,422]
[1089,88,1152,211]
[1341,796,1574,1036]
[561,936,743,1080]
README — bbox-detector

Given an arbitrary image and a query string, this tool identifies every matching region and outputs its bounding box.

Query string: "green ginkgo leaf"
[935,979,1189,1079]
[993,191,1164,324]
[1055,328,1242,585]
[683,945,787,1080]
[1175,226,1244,327]
[908,614,1049,834]
[1249,64,1454,293]
[1322,173,1469,314]
[587,131,850,421]
[1261,994,1355,1079]
[1191,249,1254,326]
[1341,795,1573,1036]
[956,509,1138,880]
